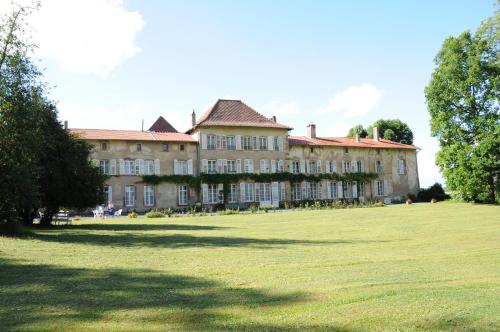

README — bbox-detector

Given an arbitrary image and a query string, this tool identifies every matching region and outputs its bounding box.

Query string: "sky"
[1,0,495,187]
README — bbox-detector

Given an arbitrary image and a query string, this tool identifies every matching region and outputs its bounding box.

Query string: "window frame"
[178,185,188,205]
[125,185,135,207]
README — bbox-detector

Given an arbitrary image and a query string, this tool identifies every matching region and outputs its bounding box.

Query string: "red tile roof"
[188,99,292,132]
[70,129,195,142]
[288,136,418,150]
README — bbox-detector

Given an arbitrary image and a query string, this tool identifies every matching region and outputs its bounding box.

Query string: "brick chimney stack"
[270,116,277,123]
[191,110,196,127]
[373,127,379,141]
[355,133,360,143]
[307,123,316,139]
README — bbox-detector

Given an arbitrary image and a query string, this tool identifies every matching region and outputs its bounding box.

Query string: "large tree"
[346,124,368,138]
[367,119,414,144]
[425,5,499,203]
[347,119,414,144]
[0,2,105,226]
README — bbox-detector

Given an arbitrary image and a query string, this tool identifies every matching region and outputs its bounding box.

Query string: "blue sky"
[7,0,494,187]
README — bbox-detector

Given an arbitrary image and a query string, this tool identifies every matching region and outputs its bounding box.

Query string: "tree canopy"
[424,4,499,203]
[346,119,414,144]
[346,124,368,138]
[0,2,105,226]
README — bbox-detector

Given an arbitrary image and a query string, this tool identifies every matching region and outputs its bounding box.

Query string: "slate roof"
[148,116,178,133]
[70,129,195,142]
[288,136,418,150]
[188,99,292,133]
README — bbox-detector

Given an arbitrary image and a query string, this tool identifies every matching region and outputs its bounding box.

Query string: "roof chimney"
[191,109,196,127]
[307,123,316,139]
[373,127,379,141]
[355,133,360,143]
[270,115,276,123]
[64,120,68,131]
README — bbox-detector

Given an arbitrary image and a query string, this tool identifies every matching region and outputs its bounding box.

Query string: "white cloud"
[0,0,145,78]
[318,83,383,117]
[58,102,189,132]
[328,121,352,137]
[262,101,300,116]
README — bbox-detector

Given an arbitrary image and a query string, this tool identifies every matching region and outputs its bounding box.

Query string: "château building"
[71,99,420,211]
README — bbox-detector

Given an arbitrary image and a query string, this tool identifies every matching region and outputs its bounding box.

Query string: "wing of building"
[71,99,419,212]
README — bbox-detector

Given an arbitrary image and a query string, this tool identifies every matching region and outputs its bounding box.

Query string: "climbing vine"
[142,172,378,193]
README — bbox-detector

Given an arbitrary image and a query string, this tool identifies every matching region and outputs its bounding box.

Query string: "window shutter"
[268,136,274,151]
[260,159,265,173]
[202,184,208,203]
[352,181,358,198]
[351,162,356,173]
[240,183,246,202]
[300,160,305,173]
[236,135,242,150]
[173,159,179,175]
[248,159,254,173]
[153,159,160,175]
[317,160,322,173]
[116,159,123,175]
[138,159,144,175]
[202,159,208,173]
[218,183,224,203]
[372,180,378,197]
[384,179,389,197]
[327,182,332,199]
[271,160,276,173]
[108,185,113,203]
[110,159,117,175]
[338,181,343,199]
[188,159,193,175]
[236,159,242,173]
[201,134,207,149]
[277,136,284,151]
[332,160,337,173]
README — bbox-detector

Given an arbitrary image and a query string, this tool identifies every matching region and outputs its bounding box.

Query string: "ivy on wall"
[142,172,378,190]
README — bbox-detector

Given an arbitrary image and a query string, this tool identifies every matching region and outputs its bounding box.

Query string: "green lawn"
[1,203,499,331]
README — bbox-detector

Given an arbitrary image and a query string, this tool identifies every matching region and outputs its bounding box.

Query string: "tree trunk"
[40,208,56,226]
[21,207,35,226]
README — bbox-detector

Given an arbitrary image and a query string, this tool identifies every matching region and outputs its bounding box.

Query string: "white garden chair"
[113,209,123,217]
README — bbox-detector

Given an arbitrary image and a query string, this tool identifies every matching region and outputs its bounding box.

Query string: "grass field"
[1,202,499,331]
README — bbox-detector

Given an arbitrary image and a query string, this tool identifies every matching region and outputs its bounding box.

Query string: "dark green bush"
[418,183,449,202]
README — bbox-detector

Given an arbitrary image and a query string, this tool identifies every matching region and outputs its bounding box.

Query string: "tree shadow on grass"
[0,258,324,331]
[56,223,231,232]
[31,232,384,249]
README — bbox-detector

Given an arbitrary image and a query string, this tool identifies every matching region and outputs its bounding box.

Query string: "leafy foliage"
[417,183,449,202]
[367,119,414,144]
[346,124,368,138]
[0,2,105,225]
[424,5,499,203]
[346,120,414,144]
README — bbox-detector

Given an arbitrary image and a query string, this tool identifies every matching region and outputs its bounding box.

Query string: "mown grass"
[1,202,499,331]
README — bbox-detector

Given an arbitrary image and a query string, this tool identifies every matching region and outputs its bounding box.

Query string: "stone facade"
[73,99,420,212]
